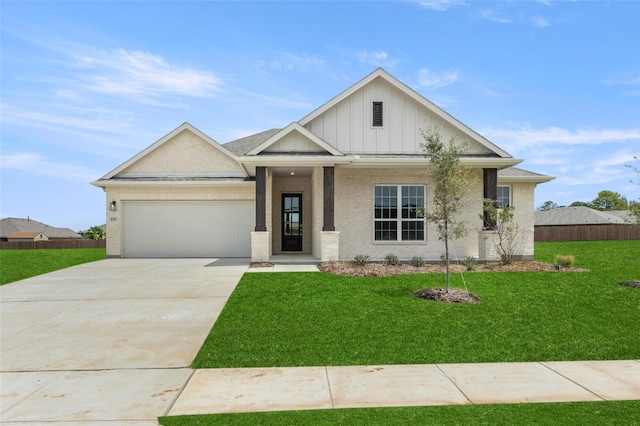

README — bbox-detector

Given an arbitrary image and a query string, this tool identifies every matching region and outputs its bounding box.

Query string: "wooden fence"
[534,224,640,242]
[0,240,106,250]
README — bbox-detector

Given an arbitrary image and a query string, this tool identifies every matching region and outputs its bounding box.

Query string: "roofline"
[236,155,522,169]
[246,122,345,156]
[498,175,556,184]
[98,122,238,180]
[91,179,255,188]
[298,68,513,159]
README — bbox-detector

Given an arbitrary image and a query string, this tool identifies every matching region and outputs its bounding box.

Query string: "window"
[497,186,511,208]
[372,101,383,127]
[374,185,425,241]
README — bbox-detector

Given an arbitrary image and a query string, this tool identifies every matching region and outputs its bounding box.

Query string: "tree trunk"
[444,224,450,293]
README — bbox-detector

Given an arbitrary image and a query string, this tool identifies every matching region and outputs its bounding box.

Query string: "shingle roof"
[534,206,635,226]
[499,167,547,178]
[8,232,45,239]
[223,129,281,156]
[0,218,81,239]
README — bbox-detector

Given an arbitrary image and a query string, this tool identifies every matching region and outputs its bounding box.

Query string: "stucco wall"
[334,168,485,261]
[104,184,254,257]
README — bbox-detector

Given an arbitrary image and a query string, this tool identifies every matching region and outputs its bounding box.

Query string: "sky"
[1,1,639,232]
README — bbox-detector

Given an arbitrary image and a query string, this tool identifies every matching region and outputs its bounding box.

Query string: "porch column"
[483,168,497,230]
[255,166,267,231]
[323,166,335,231]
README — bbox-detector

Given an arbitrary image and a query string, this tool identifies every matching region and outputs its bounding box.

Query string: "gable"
[120,129,244,176]
[100,123,246,179]
[247,123,343,156]
[263,130,326,153]
[301,69,509,157]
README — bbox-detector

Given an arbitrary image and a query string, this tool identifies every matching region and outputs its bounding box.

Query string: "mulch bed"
[317,260,590,277]
[250,262,274,268]
[414,287,481,303]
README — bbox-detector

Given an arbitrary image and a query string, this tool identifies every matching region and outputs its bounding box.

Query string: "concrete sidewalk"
[168,360,640,416]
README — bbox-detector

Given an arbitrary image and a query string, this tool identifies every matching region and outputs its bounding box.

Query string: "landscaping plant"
[420,125,476,293]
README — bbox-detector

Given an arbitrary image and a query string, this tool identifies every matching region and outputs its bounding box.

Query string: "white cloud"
[480,126,640,151]
[71,48,221,99]
[531,15,551,27]
[266,52,325,72]
[354,50,399,69]
[478,8,512,24]
[1,102,134,132]
[601,73,640,86]
[417,0,467,11]
[2,152,100,181]
[417,68,459,89]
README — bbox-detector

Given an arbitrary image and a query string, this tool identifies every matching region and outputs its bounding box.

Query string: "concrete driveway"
[0,258,249,424]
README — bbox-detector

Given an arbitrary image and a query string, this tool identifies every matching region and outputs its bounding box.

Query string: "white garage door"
[122,201,254,258]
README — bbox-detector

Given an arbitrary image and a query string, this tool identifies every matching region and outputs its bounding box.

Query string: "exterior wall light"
[109,201,117,211]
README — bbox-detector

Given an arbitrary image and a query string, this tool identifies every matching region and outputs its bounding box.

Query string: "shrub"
[554,254,575,269]
[463,256,477,271]
[385,253,400,265]
[411,256,425,267]
[353,254,370,266]
[439,254,452,266]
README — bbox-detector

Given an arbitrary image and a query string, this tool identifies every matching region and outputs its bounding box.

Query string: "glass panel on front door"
[282,194,302,251]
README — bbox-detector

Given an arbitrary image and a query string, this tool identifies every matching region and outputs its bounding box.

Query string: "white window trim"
[497,185,512,209]
[373,184,426,243]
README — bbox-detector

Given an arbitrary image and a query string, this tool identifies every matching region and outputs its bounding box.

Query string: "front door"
[282,194,302,251]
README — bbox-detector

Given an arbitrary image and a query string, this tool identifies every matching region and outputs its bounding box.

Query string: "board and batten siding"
[305,77,493,155]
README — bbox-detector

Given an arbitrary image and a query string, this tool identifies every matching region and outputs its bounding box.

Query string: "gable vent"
[372,101,383,127]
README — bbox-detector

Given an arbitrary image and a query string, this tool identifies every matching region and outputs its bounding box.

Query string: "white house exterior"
[92,69,553,261]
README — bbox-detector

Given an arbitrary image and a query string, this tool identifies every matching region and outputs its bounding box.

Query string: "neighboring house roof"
[534,206,635,226]
[8,232,47,239]
[0,217,81,239]
[498,167,555,184]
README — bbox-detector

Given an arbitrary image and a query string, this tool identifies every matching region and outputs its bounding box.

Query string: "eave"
[498,175,556,184]
[91,178,255,188]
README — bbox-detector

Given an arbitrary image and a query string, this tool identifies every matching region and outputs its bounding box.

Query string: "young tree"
[420,126,476,293]
[482,203,523,265]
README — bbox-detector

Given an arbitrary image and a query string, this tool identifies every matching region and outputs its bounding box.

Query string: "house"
[92,68,553,261]
[0,217,81,241]
[534,206,640,242]
[7,232,49,242]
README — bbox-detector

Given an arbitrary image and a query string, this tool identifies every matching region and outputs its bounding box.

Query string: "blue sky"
[2,1,639,231]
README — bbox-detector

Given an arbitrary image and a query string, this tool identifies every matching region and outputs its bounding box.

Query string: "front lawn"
[192,240,640,368]
[0,248,106,285]
[159,400,640,426]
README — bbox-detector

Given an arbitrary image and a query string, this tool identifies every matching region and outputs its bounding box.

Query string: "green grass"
[192,240,640,368]
[0,248,106,285]
[159,400,640,425]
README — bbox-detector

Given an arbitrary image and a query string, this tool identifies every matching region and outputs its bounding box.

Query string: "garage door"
[122,201,254,258]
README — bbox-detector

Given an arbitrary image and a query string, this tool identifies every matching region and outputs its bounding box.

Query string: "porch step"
[268,255,321,265]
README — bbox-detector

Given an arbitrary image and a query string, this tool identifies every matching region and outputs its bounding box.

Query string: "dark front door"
[282,194,302,251]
